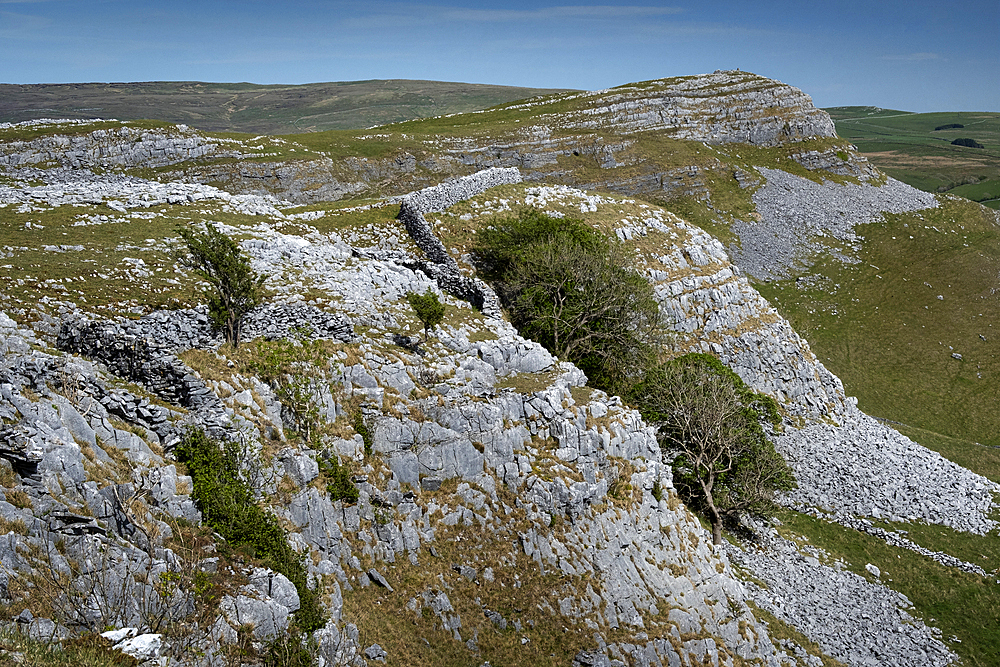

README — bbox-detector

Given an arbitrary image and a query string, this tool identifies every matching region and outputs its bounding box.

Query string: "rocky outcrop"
[0,71,845,208]
[0,164,296,216]
[162,156,371,204]
[1,294,796,666]
[0,121,233,170]
[556,70,837,146]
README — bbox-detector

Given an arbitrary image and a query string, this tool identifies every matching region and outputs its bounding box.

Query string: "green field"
[826,107,1000,209]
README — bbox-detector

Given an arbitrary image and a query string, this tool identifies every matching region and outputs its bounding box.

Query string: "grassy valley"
[756,196,1000,448]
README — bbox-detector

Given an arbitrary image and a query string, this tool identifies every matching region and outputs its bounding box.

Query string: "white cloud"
[439,5,684,22]
[0,9,50,35]
[882,52,940,61]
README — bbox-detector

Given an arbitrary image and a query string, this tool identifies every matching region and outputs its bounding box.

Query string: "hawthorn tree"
[407,289,446,343]
[176,223,264,347]
[472,208,663,393]
[631,353,795,545]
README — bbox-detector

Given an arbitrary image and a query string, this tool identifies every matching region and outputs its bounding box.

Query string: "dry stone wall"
[395,167,521,317]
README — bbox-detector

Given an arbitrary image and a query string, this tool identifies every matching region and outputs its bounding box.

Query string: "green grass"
[755,197,1000,448]
[0,199,286,313]
[0,183,423,320]
[0,81,571,135]
[775,510,1000,667]
[948,180,1000,204]
[824,107,914,121]
[0,202,193,312]
[872,518,1000,573]
[825,108,1000,199]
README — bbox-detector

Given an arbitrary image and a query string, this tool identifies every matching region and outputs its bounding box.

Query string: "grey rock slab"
[363,643,388,662]
[218,591,291,641]
[51,395,96,448]
[282,449,320,487]
[367,569,394,592]
[249,567,301,613]
[113,633,163,662]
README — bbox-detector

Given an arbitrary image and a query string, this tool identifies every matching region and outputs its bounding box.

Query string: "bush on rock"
[472,208,663,393]
[630,353,796,545]
[406,289,446,343]
[176,223,264,347]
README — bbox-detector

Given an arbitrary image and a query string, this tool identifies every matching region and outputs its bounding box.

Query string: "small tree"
[631,353,795,545]
[472,209,662,393]
[176,223,264,347]
[407,289,446,343]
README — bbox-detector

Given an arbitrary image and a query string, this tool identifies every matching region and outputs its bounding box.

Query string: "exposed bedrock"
[0,123,232,170]
[558,70,837,145]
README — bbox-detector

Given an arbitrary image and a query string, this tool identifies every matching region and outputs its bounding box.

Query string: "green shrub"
[245,339,333,443]
[952,138,984,148]
[320,453,359,504]
[353,410,373,458]
[176,223,264,347]
[176,429,326,631]
[406,289,446,342]
[263,629,315,667]
[472,208,662,393]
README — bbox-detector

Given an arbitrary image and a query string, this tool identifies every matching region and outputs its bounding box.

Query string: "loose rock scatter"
[732,168,939,281]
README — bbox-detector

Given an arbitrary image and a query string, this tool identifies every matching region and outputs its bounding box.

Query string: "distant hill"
[826,106,1000,209]
[0,80,572,134]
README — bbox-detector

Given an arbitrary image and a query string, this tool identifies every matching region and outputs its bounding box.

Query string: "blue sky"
[1,0,997,112]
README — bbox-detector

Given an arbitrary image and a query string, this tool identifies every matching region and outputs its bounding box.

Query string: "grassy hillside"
[0,80,570,135]
[826,106,1000,209]
[756,196,1000,448]
[3,82,997,456]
